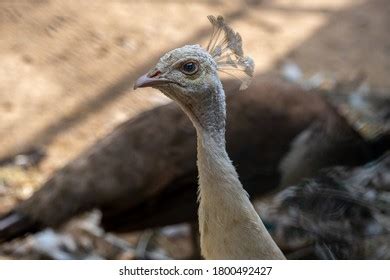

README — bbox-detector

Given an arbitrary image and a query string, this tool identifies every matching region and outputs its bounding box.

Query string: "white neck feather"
[192,85,285,260]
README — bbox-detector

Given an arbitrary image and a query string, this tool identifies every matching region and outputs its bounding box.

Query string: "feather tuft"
[206,15,255,90]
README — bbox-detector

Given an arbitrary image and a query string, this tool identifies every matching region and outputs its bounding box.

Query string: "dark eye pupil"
[183,62,196,73]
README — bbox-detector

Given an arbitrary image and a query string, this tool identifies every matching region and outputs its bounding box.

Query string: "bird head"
[134,44,219,101]
[134,15,254,99]
[134,16,254,132]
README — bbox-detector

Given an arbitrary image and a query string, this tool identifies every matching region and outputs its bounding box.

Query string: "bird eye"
[181,61,199,75]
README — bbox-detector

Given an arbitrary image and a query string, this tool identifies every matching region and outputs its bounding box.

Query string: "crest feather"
[206,15,254,90]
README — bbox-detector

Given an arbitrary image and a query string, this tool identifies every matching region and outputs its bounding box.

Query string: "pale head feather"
[206,15,255,90]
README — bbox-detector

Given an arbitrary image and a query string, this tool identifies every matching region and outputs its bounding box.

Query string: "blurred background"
[0,0,389,259]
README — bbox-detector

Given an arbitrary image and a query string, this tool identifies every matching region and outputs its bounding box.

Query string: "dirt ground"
[1,0,390,170]
[0,0,390,257]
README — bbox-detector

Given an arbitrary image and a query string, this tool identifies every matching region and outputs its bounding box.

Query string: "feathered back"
[206,15,255,90]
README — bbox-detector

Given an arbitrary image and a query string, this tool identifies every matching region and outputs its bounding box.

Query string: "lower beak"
[133,74,171,90]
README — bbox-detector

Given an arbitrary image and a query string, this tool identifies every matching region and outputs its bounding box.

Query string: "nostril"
[149,71,161,78]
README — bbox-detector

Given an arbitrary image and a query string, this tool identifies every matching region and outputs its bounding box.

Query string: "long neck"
[188,83,285,260]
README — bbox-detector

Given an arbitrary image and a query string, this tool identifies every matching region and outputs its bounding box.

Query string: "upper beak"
[133,74,171,90]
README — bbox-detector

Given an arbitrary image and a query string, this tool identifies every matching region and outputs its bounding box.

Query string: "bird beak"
[133,73,171,90]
